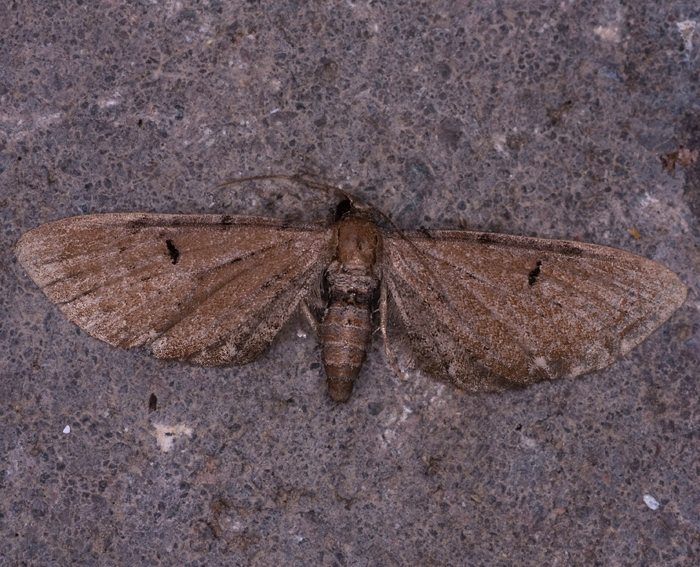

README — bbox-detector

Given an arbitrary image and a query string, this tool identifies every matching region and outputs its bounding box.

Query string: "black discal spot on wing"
[165,239,180,264]
[528,260,542,286]
[148,393,158,412]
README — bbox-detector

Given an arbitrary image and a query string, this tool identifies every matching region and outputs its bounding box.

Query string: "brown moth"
[15,192,687,402]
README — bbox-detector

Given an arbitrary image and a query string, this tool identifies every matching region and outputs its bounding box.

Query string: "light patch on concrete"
[676,20,697,55]
[380,404,414,447]
[97,93,122,108]
[428,383,446,405]
[639,192,660,208]
[638,190,689,232]
[594,24,621,43]
[492,133,508,154]
[153,423,193,452]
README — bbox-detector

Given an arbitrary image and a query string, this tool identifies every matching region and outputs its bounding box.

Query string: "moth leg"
[379,282,409,382]
[300,301,320,337]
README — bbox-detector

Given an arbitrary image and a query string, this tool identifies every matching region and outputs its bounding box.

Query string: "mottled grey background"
[1,1,698,566]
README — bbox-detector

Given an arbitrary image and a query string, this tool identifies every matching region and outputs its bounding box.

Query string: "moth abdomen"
[320,301,373,402]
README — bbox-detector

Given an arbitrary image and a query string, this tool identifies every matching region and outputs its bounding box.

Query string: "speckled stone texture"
[1,2,698,566]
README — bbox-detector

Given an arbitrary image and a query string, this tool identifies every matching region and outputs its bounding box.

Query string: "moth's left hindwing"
[16,213,333,365]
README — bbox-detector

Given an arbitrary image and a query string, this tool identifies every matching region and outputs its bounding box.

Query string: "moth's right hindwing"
[383,231,687,391]
[16,213,333,366]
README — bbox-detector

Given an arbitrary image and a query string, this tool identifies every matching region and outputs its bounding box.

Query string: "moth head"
[333,194,386,226]
[334,196,354,221]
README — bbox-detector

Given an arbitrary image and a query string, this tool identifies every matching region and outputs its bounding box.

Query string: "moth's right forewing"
[16,214,333,365]
[383,230,687,391]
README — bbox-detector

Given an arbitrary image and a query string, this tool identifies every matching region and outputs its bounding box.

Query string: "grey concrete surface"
[1,1,698,566]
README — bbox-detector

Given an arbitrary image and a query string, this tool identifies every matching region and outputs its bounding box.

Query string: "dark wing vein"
[152,241,328,364]
[187,260,324,366]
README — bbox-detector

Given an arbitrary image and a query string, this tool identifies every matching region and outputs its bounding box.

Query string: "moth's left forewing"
[16,213,334,366]
[382,230,687,391]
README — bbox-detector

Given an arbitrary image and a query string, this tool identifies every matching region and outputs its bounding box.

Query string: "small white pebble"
[62,425,71,434]
[643,494,660,510]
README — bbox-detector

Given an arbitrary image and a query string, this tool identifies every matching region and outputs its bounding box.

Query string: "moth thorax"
[334,217,381,268]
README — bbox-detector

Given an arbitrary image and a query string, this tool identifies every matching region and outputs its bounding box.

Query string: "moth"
[15,186,687,402]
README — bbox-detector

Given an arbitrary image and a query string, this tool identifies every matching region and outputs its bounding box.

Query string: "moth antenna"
[217,172,354,205]
[216,173,400,226]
